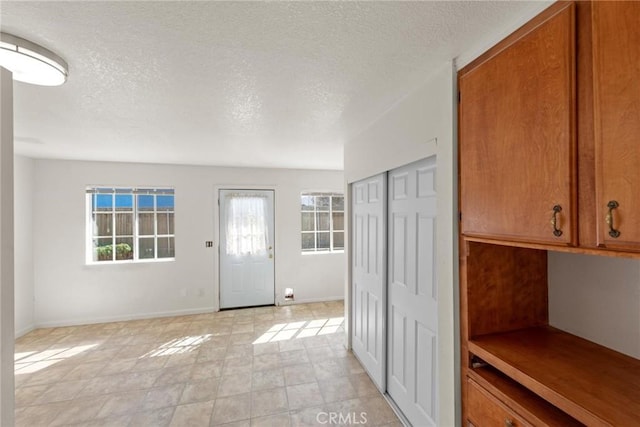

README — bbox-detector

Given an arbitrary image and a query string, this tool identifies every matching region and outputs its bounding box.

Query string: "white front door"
[351,173,387,390]
[219,189,275,309]
[387,157,438,426]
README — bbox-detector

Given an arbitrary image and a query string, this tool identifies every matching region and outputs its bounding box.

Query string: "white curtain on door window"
[225,195,269,256]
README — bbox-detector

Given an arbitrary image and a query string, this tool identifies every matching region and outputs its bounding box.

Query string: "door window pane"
[333,232,344,250]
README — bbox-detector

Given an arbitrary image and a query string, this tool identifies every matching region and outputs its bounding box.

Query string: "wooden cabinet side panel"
[459,3,576,245]
[465,242,548,338]
[593,1,640,250]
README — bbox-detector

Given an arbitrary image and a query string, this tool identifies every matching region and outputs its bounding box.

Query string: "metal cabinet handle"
[505,419,515,427]
[605,200,621,238]
[551,205,563,237]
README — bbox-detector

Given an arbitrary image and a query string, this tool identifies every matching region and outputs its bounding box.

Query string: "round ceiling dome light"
[0,32,68,86]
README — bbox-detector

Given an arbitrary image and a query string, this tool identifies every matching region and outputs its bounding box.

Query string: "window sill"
[85,257,175,266]
[301,251,345,256]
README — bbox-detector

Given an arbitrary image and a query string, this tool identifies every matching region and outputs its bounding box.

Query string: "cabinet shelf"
[469,326,640,426]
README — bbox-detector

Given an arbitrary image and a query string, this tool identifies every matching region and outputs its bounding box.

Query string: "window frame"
[300,192,344,254]
[86,186,175,264]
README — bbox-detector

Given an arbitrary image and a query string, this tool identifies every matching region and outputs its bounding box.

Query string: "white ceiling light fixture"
[0,32,68,86]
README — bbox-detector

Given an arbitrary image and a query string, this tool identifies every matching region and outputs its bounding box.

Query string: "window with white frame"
[86,187,175,262]
[301,193,344,252]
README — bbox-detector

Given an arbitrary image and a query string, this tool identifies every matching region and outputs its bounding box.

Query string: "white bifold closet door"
[351,173,387,390]
[351,157,438,426]
[387,157,438,426]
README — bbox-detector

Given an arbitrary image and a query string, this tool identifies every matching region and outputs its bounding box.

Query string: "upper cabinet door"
[593,2,640,250]
[459,3,576,245]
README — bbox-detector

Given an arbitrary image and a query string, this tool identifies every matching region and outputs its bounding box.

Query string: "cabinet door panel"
[593,2,640,250]
[459,3,576,245]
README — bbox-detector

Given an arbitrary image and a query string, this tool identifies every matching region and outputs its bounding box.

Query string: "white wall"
[344,63,458,427]
[14,155,34,336]
[548,252,640,359]
[32,159,344,327]
[0,68,15,427]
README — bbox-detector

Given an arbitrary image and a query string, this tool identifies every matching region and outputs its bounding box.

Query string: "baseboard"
[34,306,217,329]
[15,324,36,338]
[278,296,344,306]
[32,298,345,329]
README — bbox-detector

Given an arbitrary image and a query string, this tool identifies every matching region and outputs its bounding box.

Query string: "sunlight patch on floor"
[14,344,98,375]
[253,317,344,344]
[140,334,212,358]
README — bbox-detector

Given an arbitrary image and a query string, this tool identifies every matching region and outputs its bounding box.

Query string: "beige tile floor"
[14,301,402,427]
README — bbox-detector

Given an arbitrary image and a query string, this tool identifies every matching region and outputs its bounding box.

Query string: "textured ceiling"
[1,1,548,170]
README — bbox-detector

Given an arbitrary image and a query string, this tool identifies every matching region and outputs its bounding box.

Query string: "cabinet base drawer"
[467,377,529,427]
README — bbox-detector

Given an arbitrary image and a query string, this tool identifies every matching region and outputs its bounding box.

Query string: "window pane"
[333,232,344,250]
[139,213,155,235]
[316,197,330,211]
[158,237,175,258]
[332,196,344,211]
[302,233,315,251]
[94,238,114,262]
[332,212,344,231]
[93,213,112,236]
[139,237,155,259]
[115,194,133,211]
[157,212,170,235]
[95,194,113,212]
[115,213,133,235]
[301,212,315,232]
[137,195,154,211]
[316,212,330,231]
[168,212,175,234]
[157,195,174,211]
[317,232,330,249]
[301,195,315,211]
[115,237,134,260]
